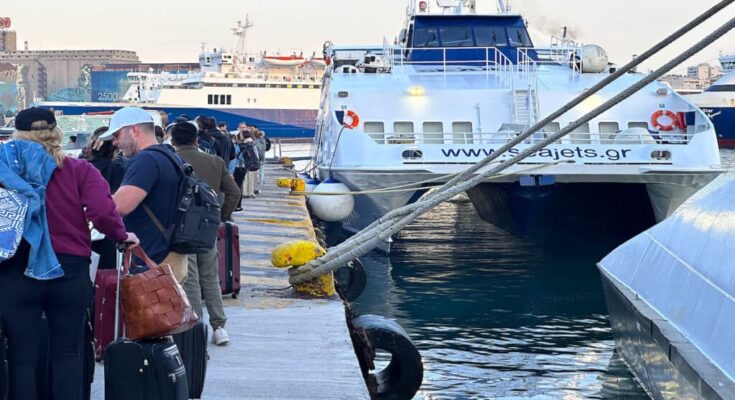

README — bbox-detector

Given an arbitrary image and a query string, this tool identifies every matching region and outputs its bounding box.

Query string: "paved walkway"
[92,164,369,399]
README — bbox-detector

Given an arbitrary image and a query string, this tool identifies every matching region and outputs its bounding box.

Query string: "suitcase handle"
[113,243,130,341]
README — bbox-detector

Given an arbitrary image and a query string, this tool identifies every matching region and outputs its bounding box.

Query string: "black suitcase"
[0,315,7,400]
[104,337,188,400]
[103,246,188,400]
[172,322,208,399]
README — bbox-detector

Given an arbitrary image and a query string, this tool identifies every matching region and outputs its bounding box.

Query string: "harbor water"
[351,150,735,399]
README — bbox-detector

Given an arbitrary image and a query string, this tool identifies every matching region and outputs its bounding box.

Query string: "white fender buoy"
[580,44,609,73]
[309,178,355,222]
[305,178,321,201]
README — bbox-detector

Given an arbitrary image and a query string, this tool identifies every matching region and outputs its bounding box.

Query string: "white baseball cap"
[99,107,155,141]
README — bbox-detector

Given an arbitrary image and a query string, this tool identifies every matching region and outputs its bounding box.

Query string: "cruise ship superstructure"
[37,18,325,137]
[310,0,723,236]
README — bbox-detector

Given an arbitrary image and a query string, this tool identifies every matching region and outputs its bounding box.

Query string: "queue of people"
[0,106,269,399]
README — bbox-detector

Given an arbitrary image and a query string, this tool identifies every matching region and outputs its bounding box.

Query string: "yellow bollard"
[280,157,293,168]
[291,178,306,193]
[276,178,294,188]
[271,240,335,297]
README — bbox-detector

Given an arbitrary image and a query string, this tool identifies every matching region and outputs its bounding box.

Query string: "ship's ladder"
[512,85,538,127]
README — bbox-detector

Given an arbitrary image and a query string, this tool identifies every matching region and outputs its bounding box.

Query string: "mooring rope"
[289,4,735,285]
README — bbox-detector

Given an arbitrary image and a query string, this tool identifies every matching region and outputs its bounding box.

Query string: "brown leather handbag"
[120,247,199,340]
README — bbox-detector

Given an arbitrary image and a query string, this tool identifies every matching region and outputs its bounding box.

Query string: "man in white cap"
[102,107,188,282]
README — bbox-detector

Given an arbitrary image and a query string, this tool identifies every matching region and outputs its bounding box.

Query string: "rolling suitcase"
[172,322,208,399]
[94,269,123,360]
[0,315,7,400]
[218,222,241,298]
[103,246,188,400]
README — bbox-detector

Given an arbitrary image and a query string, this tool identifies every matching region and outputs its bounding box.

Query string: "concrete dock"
[91,163,370,399]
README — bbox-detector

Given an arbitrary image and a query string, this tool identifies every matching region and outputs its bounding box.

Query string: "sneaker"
[213,327,230,346]
[235,207,243,212]
[254,190,260,194]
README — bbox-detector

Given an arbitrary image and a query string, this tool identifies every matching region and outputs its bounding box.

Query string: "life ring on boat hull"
[352,314,423,400]
[343,110,360,129]
[334,258,367,302]
[651,110,683,131]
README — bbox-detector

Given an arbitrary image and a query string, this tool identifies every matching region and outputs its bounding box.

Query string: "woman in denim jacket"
[0,108,138,400]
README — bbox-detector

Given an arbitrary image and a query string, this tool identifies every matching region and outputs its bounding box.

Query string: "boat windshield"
[414,27,441,48]
[474,26,508,47]
[507,27,532,47]
[439,26,474,47]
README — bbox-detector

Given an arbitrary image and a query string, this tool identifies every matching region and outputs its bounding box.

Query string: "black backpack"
[264,136,271,152]
[142,147,221,254]
[240,142,260,171]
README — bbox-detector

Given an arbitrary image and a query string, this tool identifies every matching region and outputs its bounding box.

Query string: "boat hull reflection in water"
[351,197,649,399]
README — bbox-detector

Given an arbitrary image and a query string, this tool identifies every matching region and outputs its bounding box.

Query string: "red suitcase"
[218,222,241,298]
[94,269,124,361]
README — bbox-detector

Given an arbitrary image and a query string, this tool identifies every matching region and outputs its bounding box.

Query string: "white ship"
[37,17,325,137]
[308,0,722,239]
[720,51,735,72]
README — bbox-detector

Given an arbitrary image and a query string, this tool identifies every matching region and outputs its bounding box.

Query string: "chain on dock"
[289,2,735,285]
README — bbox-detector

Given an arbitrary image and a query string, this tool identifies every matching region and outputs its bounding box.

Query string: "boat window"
[394,122,414,133]
[207,94,213,105]
[439,26,474,47]
[213,95,219,105]
[507,28,532,47]
[543,122,561,133]
[570,122,591,144]
[423,122,444,144]
[474,27,508,47]
[628,122,649,129]
[452,121,473,144]
[220,95,226,105]
[413,27,440,48]
[226,95,232,105]
[599,122,619,144]
[364,122,385,144]
[599,122,619,133]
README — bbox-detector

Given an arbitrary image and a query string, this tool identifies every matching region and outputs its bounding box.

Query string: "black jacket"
[205,128,236,163]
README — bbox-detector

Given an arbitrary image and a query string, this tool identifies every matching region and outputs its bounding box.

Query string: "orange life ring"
[343,110,359,129]
[651,110,682,131]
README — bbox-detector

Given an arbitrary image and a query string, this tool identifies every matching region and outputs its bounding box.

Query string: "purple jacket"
[46,157,127,258]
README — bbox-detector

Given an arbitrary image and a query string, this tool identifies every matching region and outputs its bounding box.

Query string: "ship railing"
[391,46,515,83]
[365,130,693,146]
[523,46,582,75]
[269,137,314,162]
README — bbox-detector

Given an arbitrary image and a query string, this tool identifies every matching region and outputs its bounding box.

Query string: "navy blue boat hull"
[35,104,317,138]
[702,106,735,148]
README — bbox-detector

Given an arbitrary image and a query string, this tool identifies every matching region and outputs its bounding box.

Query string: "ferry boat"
[309,0,723,238]
[720,51,735,72]
[598,174,735,400]
[36,17,325,138]
[688,71,735,147]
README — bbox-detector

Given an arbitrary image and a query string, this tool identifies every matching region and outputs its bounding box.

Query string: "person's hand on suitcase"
[124,232,140,248]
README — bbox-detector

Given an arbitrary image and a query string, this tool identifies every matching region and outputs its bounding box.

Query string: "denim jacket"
[0,140,61,280]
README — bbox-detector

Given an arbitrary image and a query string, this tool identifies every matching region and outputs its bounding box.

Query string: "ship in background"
[36,17,326,138]
[720,51,734,72]
[689,70,735,147]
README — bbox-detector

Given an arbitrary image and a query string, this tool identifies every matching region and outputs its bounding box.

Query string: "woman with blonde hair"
[0,108,138,399]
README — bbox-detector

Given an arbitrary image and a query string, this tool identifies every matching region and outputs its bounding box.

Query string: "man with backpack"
[171,121,239,345]
[238,130,260,199]
[103,107,188,282]
[197,116,236,163]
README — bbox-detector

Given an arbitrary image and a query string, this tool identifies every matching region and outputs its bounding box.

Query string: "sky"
[3,0,734,73]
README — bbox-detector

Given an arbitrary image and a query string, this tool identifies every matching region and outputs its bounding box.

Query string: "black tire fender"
[335,258,367,302]
[352,314,423,400]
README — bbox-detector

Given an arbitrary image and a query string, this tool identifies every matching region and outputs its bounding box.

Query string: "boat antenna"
[231,15,254,56]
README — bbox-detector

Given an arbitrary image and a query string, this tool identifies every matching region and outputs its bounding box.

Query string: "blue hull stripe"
[703,106,735,147]
[36,105,317,138]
